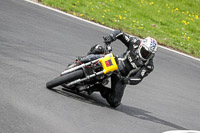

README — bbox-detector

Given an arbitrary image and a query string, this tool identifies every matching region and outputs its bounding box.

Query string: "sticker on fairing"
[150,39,157,50]
[105,60,113,67]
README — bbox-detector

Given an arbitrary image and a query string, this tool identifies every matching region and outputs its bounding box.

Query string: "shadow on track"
[48,87,109,108]
[47,88,187,130]
[116,104,187,130]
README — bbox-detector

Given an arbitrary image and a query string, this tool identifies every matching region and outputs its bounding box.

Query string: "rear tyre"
[46,69,84,89]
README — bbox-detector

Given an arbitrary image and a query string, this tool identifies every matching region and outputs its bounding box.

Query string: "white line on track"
[25,0,200,62]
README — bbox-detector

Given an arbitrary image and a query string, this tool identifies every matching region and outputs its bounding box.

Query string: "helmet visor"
[140,47,151,59]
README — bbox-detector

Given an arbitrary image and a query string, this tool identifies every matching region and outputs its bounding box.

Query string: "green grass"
[41,0,200,58]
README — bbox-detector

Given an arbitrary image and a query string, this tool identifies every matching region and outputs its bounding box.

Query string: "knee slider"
[107,96,121,107]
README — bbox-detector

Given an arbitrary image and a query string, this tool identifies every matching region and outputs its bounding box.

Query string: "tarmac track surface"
[0,0,200,133]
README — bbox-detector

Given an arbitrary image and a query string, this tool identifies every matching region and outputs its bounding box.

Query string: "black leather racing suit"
[88,30,154,107]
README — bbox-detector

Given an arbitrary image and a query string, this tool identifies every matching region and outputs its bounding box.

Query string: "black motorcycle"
[46,43,119,95]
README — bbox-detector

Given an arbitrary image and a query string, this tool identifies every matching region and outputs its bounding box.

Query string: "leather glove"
[103,35,114,44]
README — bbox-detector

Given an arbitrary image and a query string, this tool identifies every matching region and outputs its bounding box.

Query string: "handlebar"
[103,36,112,53]
[105,43,112,53]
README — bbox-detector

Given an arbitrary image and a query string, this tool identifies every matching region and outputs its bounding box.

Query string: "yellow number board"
[99,53,118,74]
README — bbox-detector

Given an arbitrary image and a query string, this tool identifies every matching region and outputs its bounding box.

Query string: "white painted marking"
[163,130,200,133]
[158,45,200,61]
[24,0,200,62]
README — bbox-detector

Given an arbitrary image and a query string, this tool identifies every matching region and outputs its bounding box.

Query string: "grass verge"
[41,0,200,58]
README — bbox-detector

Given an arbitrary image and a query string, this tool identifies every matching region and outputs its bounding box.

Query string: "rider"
[87,30,158,107]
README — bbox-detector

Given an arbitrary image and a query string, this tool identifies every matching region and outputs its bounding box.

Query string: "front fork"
[61,58,105,88]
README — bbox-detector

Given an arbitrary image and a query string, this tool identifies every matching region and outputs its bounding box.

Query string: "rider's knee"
[107,96,121,108]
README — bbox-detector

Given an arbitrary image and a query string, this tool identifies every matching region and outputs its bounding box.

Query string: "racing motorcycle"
[46,43,118,94]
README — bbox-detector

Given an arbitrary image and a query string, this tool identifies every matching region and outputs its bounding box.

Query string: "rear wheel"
[46,69,84,89]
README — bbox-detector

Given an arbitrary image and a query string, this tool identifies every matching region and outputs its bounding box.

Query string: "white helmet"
[138,37,158,61]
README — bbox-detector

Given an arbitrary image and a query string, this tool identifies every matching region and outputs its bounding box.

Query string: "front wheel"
[46,69,84,89]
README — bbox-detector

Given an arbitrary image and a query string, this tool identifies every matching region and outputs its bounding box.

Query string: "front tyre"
[46,69,84,89]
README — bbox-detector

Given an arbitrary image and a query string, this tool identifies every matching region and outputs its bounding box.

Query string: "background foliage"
[42,0,200,58]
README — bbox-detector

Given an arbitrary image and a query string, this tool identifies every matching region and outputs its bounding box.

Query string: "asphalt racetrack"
[0,0,200,133]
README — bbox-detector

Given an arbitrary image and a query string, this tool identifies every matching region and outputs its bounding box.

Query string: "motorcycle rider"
[87,30,158,107]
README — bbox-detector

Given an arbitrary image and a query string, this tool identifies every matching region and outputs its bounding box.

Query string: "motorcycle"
[46,42,119,95]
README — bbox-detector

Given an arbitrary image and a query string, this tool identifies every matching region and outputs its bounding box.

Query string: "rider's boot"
[100,87,110,99]
[93,84,111,99]
[87,85,98,95]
